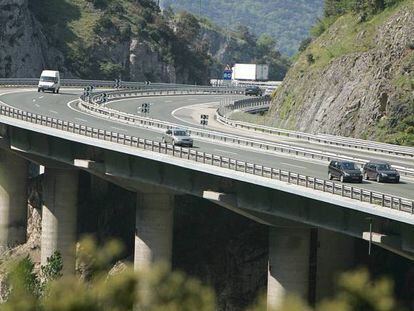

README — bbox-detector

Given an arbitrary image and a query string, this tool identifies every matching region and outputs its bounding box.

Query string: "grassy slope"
[232,1,414,145]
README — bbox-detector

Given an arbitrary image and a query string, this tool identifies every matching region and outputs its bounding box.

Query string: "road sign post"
[200,114,209,127]
[141,103,150,117]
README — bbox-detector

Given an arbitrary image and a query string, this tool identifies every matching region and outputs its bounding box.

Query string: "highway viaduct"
[0,85,414,308]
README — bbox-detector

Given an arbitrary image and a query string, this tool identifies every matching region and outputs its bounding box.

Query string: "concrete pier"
[315,229,355,301]
[0,150,28,252]
[267,227,310,309]
[41,168,78,274]
[134,191,174,271]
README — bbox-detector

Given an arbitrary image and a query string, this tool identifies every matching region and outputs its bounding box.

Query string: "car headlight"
[381,173,387,177]
[343,172,350,177]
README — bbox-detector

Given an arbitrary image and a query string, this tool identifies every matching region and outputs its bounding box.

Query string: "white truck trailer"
[231,64,269,81]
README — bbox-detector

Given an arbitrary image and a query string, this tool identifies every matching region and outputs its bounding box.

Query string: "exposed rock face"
[129,39,177,83]
[269,4,414,140]
[0,0,67,77]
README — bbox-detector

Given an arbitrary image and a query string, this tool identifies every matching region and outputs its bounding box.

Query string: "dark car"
[328,160,362,183]
[244,86,262,96]
[363,162,400,183]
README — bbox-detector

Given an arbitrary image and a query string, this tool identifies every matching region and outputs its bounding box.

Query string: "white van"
[38,70,61,93]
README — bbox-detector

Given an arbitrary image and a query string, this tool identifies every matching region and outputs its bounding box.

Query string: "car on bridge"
[362,162,400,183]
[328,160,363,183]
[244,86,263,96]
[163,128,193,147]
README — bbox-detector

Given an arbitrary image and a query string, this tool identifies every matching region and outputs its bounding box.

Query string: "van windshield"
[173,130,187,136]
[341,162,357,170]
[40,76,56,82]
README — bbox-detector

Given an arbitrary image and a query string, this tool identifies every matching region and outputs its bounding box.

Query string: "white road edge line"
[171,102,219,126]
[214,149,238,155]
[280,162,307,169]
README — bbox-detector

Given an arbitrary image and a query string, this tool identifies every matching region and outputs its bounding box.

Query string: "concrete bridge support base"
[267,227,310,309]
[41,168,78,274]
[315,229,355,301]
[0,149,28,253]
[134,191,174,271]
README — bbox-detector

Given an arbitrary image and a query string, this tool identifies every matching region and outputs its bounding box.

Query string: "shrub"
[306,53,315,64]
[298,37,312,52]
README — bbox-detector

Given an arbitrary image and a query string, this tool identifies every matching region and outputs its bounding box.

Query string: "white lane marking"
[49,110,58,114]
[39,96,44,99]
[281,162,306,169]
[111,126,128,132]
[165,100,173,103]
[171,102,219,126]
[214,149,238,155]
[32,99,36,102]
[75,117,88,122]
[34,104,40,108]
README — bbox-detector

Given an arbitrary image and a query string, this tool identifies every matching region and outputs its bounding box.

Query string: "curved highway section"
[0,87,413,201]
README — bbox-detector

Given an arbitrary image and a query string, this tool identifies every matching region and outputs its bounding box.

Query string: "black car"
[363,162,400,183]
[328,160,363,183]
[244,86,262,96]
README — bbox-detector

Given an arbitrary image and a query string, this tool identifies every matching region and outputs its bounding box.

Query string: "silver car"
[163,128,193,147]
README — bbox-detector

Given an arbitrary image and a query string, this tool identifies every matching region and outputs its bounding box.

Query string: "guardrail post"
[288,172,291,183]
[341,185,344,196]
[381,194,385,207]
[369,192,373,204]
[323,180,326,192]
[350,187,354,199]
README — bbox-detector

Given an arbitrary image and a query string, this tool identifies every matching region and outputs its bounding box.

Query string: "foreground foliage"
[0,237,406,310]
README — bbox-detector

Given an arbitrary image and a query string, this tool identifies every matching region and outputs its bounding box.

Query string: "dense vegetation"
[311,0,406,37]
[0,237,407,310]
[27,0,213,83]
[160,0,324,56]
[26,0,289,83]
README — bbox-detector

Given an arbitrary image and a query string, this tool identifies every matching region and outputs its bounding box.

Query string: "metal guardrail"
[1,104,413,214]
[217,98,414,158]
[0,78,243,91]
[78,91,414,178]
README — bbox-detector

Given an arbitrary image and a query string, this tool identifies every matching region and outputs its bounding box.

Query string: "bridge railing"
[1,104,413,214]
[78,91,414,178]
[0,78,244,91]
[216,97,414,158]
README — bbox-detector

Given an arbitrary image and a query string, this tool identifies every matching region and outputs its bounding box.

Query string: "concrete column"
[267,227,310,309]
[315,229,355,301]
[0,150,28,252]
[41,168,78,274]
[134,191,174,271]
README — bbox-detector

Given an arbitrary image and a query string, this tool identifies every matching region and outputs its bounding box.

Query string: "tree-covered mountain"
[0,0,289,82]
[160,0,324,56]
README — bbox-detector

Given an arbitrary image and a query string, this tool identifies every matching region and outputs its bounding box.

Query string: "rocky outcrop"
[269,3,414,142]
[0,0,67,77]
[129,39,177,83]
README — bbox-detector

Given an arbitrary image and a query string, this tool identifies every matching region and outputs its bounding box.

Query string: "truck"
[38,70,61,93]
[231,64,269,81]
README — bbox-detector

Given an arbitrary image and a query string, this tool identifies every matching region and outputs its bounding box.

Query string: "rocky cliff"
[0,0,209,83]
[269,1,414,145]
[0,0,67,77]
